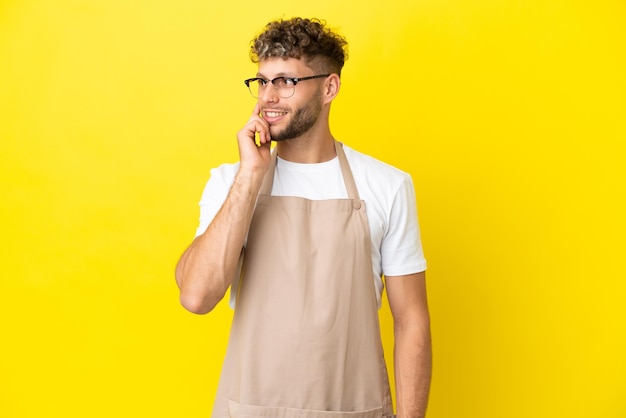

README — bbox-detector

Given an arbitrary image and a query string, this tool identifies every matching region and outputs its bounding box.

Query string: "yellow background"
[1,0,625,417]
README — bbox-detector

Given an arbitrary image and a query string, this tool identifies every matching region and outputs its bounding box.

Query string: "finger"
[256,109,272,143]
[243,104,271,145]
[250,114,271,144]
[261,125,271,144]
[252,102,261,117]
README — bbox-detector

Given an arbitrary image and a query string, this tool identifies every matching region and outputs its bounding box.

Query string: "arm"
[386,271,432,418]
[175,104,272,314]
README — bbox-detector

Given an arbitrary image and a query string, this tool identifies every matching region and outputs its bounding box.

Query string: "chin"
[269,128,292,142]
[271,136,291,142]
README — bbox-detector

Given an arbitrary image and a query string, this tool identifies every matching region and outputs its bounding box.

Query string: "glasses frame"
[244,74,331,99]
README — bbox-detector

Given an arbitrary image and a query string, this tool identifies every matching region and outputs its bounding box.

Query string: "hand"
[236,103,272,175]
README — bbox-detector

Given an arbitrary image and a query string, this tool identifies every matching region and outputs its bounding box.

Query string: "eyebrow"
[256,72,297,79]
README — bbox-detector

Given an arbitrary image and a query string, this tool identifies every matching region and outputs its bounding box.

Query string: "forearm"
[394,322,432,418]
[175,168,263,314]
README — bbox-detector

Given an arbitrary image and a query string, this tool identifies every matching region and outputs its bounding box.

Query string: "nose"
[259,83,278,103]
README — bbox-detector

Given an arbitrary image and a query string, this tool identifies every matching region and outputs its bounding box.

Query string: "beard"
[270,92,323,142]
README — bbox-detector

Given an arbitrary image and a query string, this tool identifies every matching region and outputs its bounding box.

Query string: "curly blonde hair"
[250,17,348,76]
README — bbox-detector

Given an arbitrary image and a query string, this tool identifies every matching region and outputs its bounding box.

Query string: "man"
[175,17,431,418]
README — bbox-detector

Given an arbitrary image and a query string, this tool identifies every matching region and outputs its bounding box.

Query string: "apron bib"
[212,142,393,418]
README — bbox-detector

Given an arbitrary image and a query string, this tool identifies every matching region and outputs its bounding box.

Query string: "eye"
[258,78,269,86]
[273,77,295,88]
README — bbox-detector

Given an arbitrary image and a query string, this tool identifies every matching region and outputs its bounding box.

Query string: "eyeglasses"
[244,74,330,99]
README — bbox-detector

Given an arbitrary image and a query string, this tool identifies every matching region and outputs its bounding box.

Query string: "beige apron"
[212,142,394,418]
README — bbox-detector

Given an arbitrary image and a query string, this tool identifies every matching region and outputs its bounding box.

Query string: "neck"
[275,123,337,164]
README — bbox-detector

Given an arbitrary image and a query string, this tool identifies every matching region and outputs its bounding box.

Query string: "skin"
[263,81,323,142]
[175,57,431,418]
[387,271,432,418]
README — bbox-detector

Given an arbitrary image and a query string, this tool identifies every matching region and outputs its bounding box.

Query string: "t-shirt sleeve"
[194,164,238,238]
[381,174,427,276]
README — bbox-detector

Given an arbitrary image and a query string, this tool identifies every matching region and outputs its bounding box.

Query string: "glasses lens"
[246,78,296,99]
[247,79,261,98]
[274,78,295,98]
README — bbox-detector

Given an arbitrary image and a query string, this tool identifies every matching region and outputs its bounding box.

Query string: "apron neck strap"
[259,150,278,196]
[335,141,361,200]
[259,141,361,200]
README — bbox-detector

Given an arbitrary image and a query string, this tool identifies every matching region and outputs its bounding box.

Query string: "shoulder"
[195,161,240,237]
[198,161,240,204]
[210,161,240,179]
[342,144,412,193]
[206,161,240,189]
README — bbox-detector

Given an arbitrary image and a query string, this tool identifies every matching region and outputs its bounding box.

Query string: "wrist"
[234,165,266,192]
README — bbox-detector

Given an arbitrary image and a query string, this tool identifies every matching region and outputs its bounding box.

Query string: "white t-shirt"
[195,144,427,308]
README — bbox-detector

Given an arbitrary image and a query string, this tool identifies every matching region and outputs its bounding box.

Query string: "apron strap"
[259,148,278,196]
[258,141,361,200]
[335,141,361,201]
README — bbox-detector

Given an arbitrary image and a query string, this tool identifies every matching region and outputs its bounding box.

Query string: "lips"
[262,110,288,122]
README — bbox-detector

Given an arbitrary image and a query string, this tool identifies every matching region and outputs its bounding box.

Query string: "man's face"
[256,58,325,142]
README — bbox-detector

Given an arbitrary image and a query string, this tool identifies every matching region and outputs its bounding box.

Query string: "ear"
[322,74,341,104]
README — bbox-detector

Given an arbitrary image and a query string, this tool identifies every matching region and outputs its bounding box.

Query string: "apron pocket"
[228,400,390,418]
